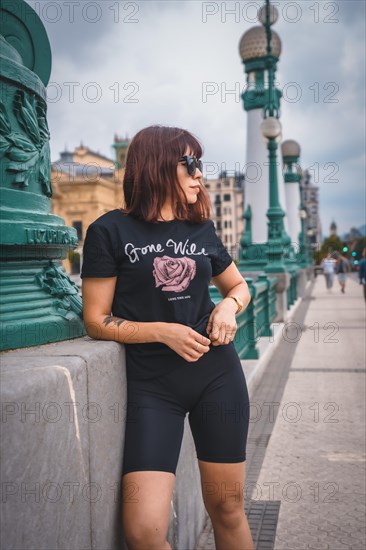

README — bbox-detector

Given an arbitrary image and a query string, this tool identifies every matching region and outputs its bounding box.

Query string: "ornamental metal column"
[282,141,302,249]
[237,9,283,271]
[281,141,308,268]
[0,0,85,350]
[257,1,290,273]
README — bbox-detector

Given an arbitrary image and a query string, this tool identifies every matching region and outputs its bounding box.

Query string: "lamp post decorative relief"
[0,0,85,351]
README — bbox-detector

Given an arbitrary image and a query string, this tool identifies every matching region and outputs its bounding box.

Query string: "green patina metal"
[238,205,269,271]
[264,137,287,273]
[0,0,86,351]
[283,155,302,184]
[239,1,295,276]
[209,273,277,360]
[241,58,282,113]
[260,0,293,275]
[256,273,275,336]
[282,148,302,280]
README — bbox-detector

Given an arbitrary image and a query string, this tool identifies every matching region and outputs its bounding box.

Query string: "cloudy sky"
[26,0,365,236]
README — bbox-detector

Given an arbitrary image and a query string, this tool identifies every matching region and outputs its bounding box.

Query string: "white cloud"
[24,0,365,235]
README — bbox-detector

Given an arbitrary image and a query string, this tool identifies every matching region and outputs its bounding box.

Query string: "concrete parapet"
[296,268,307,298]
[0,337,208,550]
[1,338,126,550]
[265,272,291,322]
[1,356,91,550]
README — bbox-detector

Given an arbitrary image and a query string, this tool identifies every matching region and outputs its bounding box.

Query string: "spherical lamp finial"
[258,4,279,25]
[260,117,282,140]
[239,25,282,61]
[281,140,301,158]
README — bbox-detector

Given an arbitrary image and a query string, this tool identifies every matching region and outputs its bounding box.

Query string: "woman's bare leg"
[122,470,175,550]
[198,460,254,550]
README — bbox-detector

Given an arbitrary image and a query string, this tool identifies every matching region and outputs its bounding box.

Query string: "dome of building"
[281,140,301,158]
[239,26,281,61]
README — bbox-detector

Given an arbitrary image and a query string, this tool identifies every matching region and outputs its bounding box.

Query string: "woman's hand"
[206,299,238,346]
[161,323,211,362]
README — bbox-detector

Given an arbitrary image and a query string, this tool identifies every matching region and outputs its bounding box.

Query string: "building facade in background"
[301,168,322,249]
[52,140,321,273]
[204,172,245,261]
[51,138,129,275]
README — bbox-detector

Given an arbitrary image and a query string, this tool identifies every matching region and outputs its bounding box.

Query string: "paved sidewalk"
[196,274,366,549]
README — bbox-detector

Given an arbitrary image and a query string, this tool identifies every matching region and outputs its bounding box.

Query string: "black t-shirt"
[80,209,234,380]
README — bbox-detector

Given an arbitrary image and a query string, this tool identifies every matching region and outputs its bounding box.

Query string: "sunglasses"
[179,155,203,177]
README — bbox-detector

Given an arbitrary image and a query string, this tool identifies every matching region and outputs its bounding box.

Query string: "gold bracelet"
[226,295,243,314]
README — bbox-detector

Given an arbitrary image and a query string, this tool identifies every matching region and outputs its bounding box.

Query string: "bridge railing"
[287,268,298,308]
[209,273,277,360]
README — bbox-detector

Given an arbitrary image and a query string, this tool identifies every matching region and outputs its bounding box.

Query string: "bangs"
[121,125,211,223]
[177,130,203,159]
[164,128,203,164]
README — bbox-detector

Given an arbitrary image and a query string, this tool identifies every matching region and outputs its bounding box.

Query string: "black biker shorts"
[122,342,250,476]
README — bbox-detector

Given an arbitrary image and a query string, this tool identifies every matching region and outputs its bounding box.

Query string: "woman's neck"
[157,203,175,221]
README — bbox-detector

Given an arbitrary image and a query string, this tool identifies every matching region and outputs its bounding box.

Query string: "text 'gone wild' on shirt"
[81,209,234,379]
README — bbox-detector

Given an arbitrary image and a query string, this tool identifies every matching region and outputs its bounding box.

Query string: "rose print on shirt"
[153,255,196,292]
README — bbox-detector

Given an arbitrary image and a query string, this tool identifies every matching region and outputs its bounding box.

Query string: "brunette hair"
[120,125,211,223]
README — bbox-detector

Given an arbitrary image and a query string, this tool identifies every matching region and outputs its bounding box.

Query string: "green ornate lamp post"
[0,0,85,351]
[237,2,283,272]
[281,140,304,267]
[298,208,309,267]
[306,227,315,265]
[258,0,291,273]
[260,117,287,272]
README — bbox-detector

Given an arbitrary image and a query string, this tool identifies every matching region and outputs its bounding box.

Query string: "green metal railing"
[286,269,298,309]
[209,273,277,360]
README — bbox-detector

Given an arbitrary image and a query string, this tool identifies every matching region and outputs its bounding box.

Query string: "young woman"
[81,125,254,550]
[321,253,336,290]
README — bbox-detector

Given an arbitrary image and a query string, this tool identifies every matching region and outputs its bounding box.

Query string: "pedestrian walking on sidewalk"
[80,125,254,550]
[335,252,351,293]
[358,247,366,302]
[321,253,336,290]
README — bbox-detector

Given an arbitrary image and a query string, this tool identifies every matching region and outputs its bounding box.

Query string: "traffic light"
[352,251,357,257]
[342,246,348,252]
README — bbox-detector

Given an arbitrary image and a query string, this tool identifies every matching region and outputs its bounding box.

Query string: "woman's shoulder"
[89,209,130,229]
[89,210,214,230]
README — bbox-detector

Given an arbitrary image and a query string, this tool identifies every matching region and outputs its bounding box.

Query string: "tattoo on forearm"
[103,315,127,327]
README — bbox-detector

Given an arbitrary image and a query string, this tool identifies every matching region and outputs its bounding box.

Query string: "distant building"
[112,134,130,169]
[204,172,245,261]
[301,168,321,247]
[330,220,337,236]
[51,138,245,273]
[51,138,129,274]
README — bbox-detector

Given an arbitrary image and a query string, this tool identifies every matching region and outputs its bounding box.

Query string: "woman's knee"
[203,482,245,528]
[123,518,169,548]
[121,470,174,547]
[209,499,245,529]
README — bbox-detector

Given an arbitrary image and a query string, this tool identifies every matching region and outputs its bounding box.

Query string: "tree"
[68,250,81,274]
[320,235,343,259]
[353,237,366,258]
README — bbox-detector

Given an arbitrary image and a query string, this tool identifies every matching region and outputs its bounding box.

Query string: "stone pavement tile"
[303,543,330,550]
[321,536,356,549]
[290,280,365,372]
[195,277,365,550]
[340,535,366,546]
[255,277,366,550]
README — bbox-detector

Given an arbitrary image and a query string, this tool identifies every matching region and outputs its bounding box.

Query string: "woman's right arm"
[81,277,211,361]
[82,277,166,344]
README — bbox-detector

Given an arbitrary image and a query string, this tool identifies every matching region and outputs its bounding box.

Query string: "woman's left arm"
[206,262,251,346]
